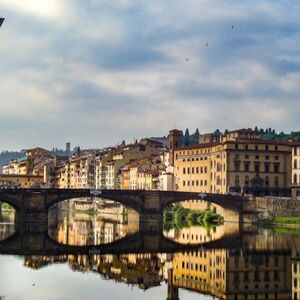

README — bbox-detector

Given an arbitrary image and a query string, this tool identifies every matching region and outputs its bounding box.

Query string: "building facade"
[292,142,300,199]
[171,129,291,196]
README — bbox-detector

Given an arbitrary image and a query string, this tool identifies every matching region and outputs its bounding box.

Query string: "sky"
[0,0,300,151]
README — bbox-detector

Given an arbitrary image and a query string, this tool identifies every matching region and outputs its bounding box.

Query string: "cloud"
[0,0,300,150]
[0,0,65,19]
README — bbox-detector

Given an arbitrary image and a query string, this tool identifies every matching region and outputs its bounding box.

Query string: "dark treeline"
[0,150,26,169]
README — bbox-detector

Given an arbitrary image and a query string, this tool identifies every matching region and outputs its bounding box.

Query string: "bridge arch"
[46,196,142,214]
[0,194,23,212]
[45,190,144,214]
[159,191,242,213]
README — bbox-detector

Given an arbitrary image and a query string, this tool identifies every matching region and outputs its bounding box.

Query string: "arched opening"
[48,196,139,246]
[294,174,298,186]
[162,199,229,245]
[0,200,16,241]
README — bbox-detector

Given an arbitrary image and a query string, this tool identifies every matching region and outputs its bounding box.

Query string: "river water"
[1,208,300,300]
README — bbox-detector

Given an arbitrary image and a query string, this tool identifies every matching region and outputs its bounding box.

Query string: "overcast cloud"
[0,0,299,150]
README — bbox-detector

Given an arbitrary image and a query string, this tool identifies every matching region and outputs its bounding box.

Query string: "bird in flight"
[0,18,4,27]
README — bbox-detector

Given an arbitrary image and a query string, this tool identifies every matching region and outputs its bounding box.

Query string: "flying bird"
[0,18,4,27]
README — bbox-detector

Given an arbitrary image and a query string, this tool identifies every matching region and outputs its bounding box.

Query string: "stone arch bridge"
[0,189,243,223]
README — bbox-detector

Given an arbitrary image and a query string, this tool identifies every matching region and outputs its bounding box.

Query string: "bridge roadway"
[0,189,243,223]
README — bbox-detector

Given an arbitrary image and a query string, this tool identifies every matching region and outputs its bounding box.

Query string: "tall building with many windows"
[172,129,291,196]
[291,142,300,199]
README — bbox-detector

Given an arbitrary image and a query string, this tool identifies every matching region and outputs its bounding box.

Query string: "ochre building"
[171,129,291,196]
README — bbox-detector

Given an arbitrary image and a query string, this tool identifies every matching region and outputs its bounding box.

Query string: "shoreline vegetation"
[259,215,300,229]
[163,204,224,231]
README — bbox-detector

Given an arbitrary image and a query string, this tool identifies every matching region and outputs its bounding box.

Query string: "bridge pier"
[139,213,163,233]
[15,210,49,233]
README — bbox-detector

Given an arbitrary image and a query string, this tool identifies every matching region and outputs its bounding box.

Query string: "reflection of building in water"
[66,253,162,290]
[166,226,292,299]
[165,225,225,245]
[168,249,291,299]
[292,249,300,300]
[226,250,290,300]
[0,213,15,241]
[49,211,139,246]
[170,249,227,298]
[24,256,67,269]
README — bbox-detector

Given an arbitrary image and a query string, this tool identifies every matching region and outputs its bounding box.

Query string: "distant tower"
[66,142,71,155]
[168,129,181,166]
[166,269,179,300]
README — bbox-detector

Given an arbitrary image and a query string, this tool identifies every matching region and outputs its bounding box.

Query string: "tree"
[184,128,190,146]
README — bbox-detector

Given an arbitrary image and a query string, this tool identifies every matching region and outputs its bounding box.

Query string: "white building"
[292,142,300,199]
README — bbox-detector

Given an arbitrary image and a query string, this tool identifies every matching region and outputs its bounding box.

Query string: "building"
[291,142,300,199]
[0,174,44,188]
[170,128,292,196]
[2,147,54,177]
[95,140,163,190]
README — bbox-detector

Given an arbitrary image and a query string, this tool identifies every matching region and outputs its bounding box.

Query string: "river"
[1,208,300,300]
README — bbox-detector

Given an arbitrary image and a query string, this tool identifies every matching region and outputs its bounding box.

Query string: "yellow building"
[168,226,291,299]
[171,129,291,196]
[120,166,130,189]
[0,174,44,188]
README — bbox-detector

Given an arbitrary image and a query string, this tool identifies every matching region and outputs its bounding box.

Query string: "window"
[265,176,269,186]
[274,164,280,173]
[245,175,249,186]
[265,145,269,151]
[255,163,260,173]
[275,176,279,187]
[235,175,240,187]
[183,167,186,174]
[294,174,298,185]
[254,270,260,282]
[264,271,270,282]
[234,162,240,172]
[265,163,270,173]
[244,162,250,172]
[255,145,258,151]
[294,159,298,169]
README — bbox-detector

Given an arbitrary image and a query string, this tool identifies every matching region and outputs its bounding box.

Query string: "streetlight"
[0,18,4,27]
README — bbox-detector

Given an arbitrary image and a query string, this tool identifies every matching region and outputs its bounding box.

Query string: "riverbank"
[258,215,300,228]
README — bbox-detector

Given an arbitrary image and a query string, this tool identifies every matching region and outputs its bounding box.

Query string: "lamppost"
[0,18,4,27]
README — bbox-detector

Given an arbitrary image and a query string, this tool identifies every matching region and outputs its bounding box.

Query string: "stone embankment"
[243,196,300,225]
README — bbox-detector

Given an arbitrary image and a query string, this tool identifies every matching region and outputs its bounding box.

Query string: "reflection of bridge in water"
[1,223,300,256]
